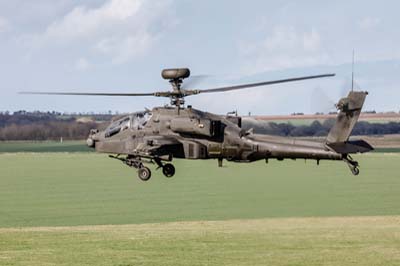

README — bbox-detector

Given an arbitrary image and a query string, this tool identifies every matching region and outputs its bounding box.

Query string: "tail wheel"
[344,155,360,176]
[138,167,151,181]
[350,166,360,176]
[162,163,175,178]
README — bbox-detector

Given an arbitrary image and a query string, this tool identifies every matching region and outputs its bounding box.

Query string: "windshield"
[132,111,152,129]
[105,111,152,138]
[105,116,131,138]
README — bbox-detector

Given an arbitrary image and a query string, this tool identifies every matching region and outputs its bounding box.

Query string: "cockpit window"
[105,111,152,138]
[105,116,131,138]
[132,112,152,129]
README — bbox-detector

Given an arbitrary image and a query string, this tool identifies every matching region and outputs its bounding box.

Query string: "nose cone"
[87,129,100,148]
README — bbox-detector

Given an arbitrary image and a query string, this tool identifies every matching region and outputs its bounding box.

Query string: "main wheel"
[162,163,175,178]
[138,167,151,181]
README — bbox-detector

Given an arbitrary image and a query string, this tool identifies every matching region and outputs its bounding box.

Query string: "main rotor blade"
[195,74,335,94]
[181,75,212,89]
[20,91,157,96]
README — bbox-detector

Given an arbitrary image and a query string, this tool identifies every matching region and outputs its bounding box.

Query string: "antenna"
[351,49,355,92]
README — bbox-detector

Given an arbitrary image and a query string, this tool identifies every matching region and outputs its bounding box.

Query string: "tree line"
[1,112,400,141]
[243,119,400,137]
[0,112,109,141]
[0,121,104,141]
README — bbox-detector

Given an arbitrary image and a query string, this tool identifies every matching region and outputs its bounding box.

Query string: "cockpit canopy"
[105,111,152,138]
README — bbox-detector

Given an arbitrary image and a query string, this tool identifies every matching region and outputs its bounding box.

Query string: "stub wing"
[135,135,184,158]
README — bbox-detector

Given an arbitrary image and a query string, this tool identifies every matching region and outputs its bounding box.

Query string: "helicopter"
[22,68,373,181]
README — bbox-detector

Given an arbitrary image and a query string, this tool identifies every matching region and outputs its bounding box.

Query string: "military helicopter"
[23,68,373,181]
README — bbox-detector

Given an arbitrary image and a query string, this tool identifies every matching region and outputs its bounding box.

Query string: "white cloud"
[75,57,91,71]
[44,0,142,39]
[0,16,10,32]
[239,26,329,74]
[94,32,153,64]
[33,0,175,64]
[302,29,321,51]
[358,17,381,30]
[236,2,400,75]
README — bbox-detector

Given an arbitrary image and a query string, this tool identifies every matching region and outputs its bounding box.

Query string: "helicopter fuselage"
[89,106,343,166]
[23,68,373,180]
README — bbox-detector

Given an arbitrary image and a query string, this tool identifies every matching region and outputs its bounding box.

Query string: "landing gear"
[343,155,360,176]
[349,166,360,176]
[162,163,175,178]
[124,156,153,181]
[109,154,176,180]
[109,155,153,181]
[138,167,152,181]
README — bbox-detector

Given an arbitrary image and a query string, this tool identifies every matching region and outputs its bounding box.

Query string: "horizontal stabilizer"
[327,140,374,154]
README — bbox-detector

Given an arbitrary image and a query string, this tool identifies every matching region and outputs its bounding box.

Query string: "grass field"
[0,141,91,153]
[1,151,400,265]
[1,153,400,227]
[1,217,399,266]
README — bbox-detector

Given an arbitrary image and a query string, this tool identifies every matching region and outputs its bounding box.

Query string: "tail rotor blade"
[311,87,337,114]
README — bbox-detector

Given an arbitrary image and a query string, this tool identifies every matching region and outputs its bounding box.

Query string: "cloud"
[75,57,91,71]
[235,2,400,75]
[0,16,10,32]
[44,0,141,39]
[94,32,153,64]
[33,0,175,64]
[239,26,329,74]
[358,17,381,30]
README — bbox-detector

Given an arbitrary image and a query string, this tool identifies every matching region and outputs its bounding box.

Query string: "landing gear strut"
[109,155,176,180]
[109,155,152,181]
[343,155,360,176]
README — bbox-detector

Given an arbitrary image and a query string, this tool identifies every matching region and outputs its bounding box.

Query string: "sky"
[0,0,399,115]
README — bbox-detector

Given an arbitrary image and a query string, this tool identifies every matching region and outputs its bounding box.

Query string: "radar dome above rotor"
[162,68,190,80]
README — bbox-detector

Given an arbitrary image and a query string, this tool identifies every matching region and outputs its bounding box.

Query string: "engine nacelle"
[170,117,221,137]
[226,116,242,128]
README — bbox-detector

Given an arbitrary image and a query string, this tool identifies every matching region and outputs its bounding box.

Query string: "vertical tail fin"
[326,91,368,144]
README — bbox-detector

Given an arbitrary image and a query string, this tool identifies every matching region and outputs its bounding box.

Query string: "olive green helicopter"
[22,68,373,181]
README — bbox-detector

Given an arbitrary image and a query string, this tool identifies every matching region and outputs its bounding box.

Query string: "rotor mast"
[161,68,191,107]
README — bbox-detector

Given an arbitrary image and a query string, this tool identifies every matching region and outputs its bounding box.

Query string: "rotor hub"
[161,68,191,107]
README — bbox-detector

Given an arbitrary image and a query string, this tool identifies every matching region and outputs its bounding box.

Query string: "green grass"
[1,152,400,265]
[1,217,399,266]
[373,147,400,153]
[1,153,400,228]
[0,141,92,153]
